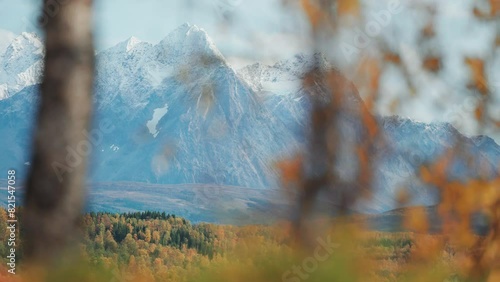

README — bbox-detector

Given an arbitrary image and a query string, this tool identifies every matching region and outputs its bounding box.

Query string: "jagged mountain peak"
[99,23,223,61]
[2,23,230,103]
[123,36,142,52]
[0,31,44,100]
[156,23,225,64]
[163,22,208,42]
[238,52,332,95]
[273,52,330,73]
[3,32,43,57]
[19,32,42,42]
[94,23,232,108]
[101,36,151,56]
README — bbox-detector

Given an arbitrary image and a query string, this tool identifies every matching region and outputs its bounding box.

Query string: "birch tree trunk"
[23,0,94,261]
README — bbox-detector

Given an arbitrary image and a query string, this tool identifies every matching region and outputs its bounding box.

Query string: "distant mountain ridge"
[0,23,498,213]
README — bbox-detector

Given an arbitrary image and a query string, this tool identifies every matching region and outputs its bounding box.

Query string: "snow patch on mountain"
[147,104,169,138]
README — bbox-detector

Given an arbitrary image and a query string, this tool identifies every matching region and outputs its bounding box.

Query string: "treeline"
[83,211,218,259]
[76,211,289,281]
[1,209,468,281]
[0,208,293,281]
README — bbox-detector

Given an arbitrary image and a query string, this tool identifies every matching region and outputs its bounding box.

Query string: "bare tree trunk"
[23,0,94,261]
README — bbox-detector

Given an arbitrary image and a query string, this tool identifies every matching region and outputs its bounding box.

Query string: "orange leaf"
[404,207,429,233]
[423,57,441,72]
[384,53,401,64]
[474,104,484,120]
[494,119,500,127]
[276,156,303,186]
[422,23,435,38]
[301,0,324,28]
[491,0,500,16]
[396,188,410,205]
[338,0,360,17]
[420,166,433,184]
[465,58,489,95]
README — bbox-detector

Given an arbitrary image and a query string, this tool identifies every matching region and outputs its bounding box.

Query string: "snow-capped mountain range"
[0,23,499,213]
